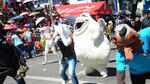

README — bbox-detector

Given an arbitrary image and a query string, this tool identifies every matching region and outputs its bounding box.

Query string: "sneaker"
[62,79,70,84]
[42,62,47,65]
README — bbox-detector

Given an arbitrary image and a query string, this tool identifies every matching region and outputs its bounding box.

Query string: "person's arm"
[116,50,126,84]
[55,24,72,46]
[0,20,4,26]
[60,34,72,46]
[31,33,36,42]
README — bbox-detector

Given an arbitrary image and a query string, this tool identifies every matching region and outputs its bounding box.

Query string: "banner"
[55,1,112,17]
[113,0,117,13]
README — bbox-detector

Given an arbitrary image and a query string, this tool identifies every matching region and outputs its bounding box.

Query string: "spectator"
[24,27,36,58]
[11,30,27,59]
[0,22,26,84]
[141,8,150,29]
[3,2,10,12]
[133,17,142,32]
[112,24,150,84]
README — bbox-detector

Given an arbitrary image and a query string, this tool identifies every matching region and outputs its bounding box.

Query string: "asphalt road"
[3,42,150,84]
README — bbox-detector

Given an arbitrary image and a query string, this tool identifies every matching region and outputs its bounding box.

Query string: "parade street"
[4,43,150,84]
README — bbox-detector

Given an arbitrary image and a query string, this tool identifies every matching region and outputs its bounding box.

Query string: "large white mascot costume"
[73,13,110,77]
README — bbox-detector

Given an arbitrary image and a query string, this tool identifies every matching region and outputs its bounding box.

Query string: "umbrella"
[36,26,47,32]
[29,12,40,16]
[35,7,44,11]
[11,15,23,20]
[3,24,19,30]
[19,12,29,16]
[23,0,33,4]
[36,17,46,25]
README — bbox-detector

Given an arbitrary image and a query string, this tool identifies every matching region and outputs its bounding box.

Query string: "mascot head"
[115,24,131,41]
[112,24,144,61]
[74,13,96,36]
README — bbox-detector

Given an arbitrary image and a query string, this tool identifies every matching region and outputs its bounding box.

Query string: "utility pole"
[117,0,120,13]
[48,0,54,29]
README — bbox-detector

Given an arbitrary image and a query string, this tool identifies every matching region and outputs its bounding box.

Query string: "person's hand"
[68,33,72,38]
[124,47,133,61]
[17,65,29,80]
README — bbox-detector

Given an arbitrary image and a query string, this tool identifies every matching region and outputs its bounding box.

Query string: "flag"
[113,0,117,13]
[120,0,124,12]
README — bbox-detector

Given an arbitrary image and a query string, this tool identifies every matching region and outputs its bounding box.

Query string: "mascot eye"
[75,22,84,30]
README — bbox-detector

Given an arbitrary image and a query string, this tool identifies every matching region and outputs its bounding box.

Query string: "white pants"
[44,39,60,63]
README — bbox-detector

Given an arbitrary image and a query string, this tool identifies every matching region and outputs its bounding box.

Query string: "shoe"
[28,56,33,59]
[42,62,47,65]
[81,63,85,66]
[62,79,70,84]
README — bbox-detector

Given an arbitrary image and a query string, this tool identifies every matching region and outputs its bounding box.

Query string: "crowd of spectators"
[0,1,66,59]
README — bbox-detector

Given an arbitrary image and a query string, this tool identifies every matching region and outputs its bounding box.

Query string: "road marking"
[25,75,104,84]
[76,70,85,75]
[28,59,59,67]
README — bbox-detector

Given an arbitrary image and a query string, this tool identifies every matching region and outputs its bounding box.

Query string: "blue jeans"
[25,43,36,58]
[59,56,79,84]
[15,43,26,58]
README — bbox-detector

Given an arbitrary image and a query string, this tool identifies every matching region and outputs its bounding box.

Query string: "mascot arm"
[89,23,100,41]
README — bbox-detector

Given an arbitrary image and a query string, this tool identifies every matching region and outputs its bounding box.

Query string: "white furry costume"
[73,13,110,77]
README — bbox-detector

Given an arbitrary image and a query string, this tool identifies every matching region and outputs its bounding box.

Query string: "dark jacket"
[0,35,20,69]
[57,40,74,58]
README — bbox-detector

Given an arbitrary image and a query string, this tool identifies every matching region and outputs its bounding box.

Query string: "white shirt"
[54,23,72,46]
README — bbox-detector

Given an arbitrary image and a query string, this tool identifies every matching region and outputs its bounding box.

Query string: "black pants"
[130,72,150,84]
[0,69,25,84]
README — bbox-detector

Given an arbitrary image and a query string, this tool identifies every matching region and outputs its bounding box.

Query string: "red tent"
[55,1,112,20]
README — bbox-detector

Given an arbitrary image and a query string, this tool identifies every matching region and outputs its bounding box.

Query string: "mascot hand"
[17,65,29,80]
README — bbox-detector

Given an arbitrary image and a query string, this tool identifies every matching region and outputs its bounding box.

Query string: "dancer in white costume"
[42,26,60,65]
[73,13,111,77]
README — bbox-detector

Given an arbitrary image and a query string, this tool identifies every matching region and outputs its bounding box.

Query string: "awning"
[55,1,112,17]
